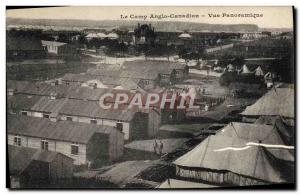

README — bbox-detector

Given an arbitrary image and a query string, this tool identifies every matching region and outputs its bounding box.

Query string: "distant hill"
[7,17,259,32]
[259,28,293,32]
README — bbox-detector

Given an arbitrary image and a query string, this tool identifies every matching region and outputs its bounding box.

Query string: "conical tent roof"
[173,122,294,184]
[241,87,294,118]
[227,64,234,71]
[241,64,251,74]
[255,66,264,76]
[173,135,294,183]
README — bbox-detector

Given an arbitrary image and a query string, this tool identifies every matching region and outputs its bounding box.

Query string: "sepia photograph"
[5,6,295,189]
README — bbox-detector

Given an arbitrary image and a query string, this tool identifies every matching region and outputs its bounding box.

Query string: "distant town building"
[242,32,270,40]
[133,23,156,45]
[41,40,76,56]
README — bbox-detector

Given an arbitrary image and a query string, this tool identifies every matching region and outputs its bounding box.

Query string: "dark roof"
[7,115,116,144]
[61,73,100,82]
[120,69,158,80]
[7,94,42,111]
[7,80,31,92]
[7,80,70,97]
[41,40,67,47]
[30,97,68,113]
[65,86,107,101]
[59,99,137,121]
[8,145,72,175]
[61,73,120,86]
[86,67,121,77]
[241,87,294,118]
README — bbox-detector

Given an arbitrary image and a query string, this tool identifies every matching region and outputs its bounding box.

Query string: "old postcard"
[6,6,294,189]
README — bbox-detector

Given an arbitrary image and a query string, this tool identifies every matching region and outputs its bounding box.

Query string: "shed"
[41,40,68,55]
[8,145,73,188]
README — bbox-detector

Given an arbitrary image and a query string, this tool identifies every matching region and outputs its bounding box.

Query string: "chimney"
[49,112,59,122]
[51,80,59,86]
[50,92,57,100]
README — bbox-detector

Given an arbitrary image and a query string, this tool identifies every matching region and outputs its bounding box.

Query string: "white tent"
[240,64,251,74]
[106,32,119,40]
[227,64,235,72]
[255,66,264,77]
[178,33,192,39]
[96,32,107,39]
[86,33,98,40]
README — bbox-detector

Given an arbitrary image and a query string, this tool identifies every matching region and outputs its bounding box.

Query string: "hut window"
[21,111,27,116]
[161,74,167,79]
[14,136,21,146]
[71,145,79,155]
[66,116,73,121]
[41,140,49,151]
[43,114,50,118]
[90,119,97,124]
[116,122,123,131]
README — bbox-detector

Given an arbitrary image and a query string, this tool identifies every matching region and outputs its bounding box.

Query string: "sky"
[6,6,294,29]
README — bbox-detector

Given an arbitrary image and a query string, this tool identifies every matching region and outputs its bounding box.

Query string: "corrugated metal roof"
[41,40,67,47]
[241,87,294,118]
[62,73,121,86]
[59,99,136,121]
[30,97,68,113]
[7,94,42,111]
[7,80,31,91]
[8,81,71,97]
[8,145,72,175]
[7,115,115,144]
